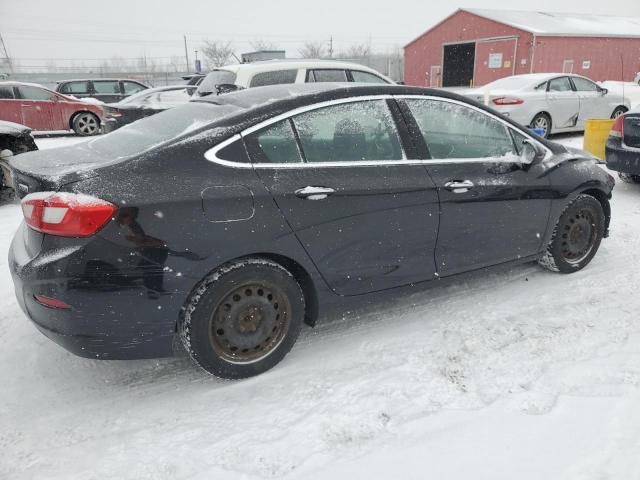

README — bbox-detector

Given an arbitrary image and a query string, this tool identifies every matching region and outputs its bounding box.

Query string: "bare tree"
[299,41,325,59]
[250,38,278,51]
[340,43,371,59]
[201,39,235,68]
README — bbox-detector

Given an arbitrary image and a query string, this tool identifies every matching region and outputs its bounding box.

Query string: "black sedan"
[7,84,614,379]
[606,111,640,183]
[0,120,37,191]
[102,85,197,133]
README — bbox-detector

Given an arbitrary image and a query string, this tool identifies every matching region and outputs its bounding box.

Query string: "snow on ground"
[1,133,640,479]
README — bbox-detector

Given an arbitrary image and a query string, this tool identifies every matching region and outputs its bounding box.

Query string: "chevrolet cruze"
[6,84,614,378]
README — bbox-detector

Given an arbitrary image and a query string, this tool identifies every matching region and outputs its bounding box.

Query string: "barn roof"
[465,8,640,38]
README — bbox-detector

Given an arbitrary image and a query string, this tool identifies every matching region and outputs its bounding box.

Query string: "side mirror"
[215,83,242,95]
[599,87,608,96]
[50,95,60,103]
[520,139,543,165]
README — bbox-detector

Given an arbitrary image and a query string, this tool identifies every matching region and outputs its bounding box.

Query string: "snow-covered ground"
[2,133,640,480]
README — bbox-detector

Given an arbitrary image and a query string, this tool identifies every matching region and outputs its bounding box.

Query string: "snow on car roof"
[465,8,640,38]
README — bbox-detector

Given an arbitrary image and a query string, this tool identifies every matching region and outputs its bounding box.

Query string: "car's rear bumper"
[8,223,182,360]
[605,137,640,175]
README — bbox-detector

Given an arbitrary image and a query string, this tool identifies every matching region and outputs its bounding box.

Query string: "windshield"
[196,69,237,96]
[87,102,240,158]
[484,76,540,91]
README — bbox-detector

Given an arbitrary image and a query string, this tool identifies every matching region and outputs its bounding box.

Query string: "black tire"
[531,113,552,138]
[72,112,100,136]
[179,258,305,379]
[618,172,640,184]
[611,106,628,119]
[538,194,605,274]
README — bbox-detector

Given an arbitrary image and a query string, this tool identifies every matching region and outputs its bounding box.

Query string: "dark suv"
[56,79,149,103]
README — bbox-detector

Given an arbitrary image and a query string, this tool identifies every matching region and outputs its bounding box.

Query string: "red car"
[0,82,103,136]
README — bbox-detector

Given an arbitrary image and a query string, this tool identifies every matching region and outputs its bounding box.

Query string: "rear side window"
[404,98,517,159]
[292,100,403,162]
[18,86,52,101]
[307,69,348,83]
[59,81,89,94]
[244,120,302,164]
[548,77,573,92]
[0,86,14,99]
[249,70,298,88]
[122,81,146,95]
[350,70,388,84]
[92,81,121,94]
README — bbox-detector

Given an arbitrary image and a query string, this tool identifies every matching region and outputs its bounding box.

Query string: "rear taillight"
[610,114,625,139]
[21,192,117,237]
[492,97,525,106]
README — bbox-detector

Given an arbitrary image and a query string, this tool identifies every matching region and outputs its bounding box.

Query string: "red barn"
[404,9,640,87]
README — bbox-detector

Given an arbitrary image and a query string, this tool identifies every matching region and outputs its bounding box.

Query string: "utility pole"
[0,32,13,75]
[328,36,334,59]
[183,34,190,72]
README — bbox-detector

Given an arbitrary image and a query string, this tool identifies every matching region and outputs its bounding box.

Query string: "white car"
[194,60,394,98]
[463,73,630,138]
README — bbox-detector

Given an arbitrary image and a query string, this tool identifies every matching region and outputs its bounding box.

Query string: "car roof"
[57,78,148,83]
[214,59,389,76]
[0,81,57,92]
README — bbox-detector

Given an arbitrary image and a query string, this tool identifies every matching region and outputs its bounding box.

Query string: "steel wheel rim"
[560,208,596,264]
[78,114,98,135]
[209,282,290,364]
[534,116,549,135]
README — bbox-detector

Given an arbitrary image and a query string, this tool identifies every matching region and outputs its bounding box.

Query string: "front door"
[245,99,440,295]
[400,97,552,276]
[571,76,610,128]
[16,85,56,131]
[546,76,580,130]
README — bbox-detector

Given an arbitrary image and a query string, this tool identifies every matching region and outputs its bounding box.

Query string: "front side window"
[123,81,146,95]
[59,81,89,94]
[307,69,348,83]
[18,86,52,101]
[571,77,599,92]
[292,100,403,162]
[548,77,573,92]
[245,120,302,164]
[92,81,121,94]
[0,86,14,99]
[249,70,298,88]
[351,70,388,84]
[404,98,517,159]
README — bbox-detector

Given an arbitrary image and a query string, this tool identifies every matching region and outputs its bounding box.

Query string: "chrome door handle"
[295,186,335,200]
[444,180,474,193]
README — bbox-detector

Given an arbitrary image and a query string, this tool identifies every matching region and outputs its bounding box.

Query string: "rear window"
[88,103,240,158]
[0,85,14,99]
[249,70,298,88]
[197,70,237,96]
[59,81,89,94]
[93,80,121,94]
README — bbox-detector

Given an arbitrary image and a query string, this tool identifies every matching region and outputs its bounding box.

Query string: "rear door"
[546,76,580,130]
[399,96,552,276]
[90,80,123,103]
[121,81,147,99]
[16,85,56,131]
[0,85,22,123]
[245,98,440,295]
[571,76,609,127]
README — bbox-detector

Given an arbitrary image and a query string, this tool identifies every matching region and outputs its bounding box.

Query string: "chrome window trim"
[204,93,552,168]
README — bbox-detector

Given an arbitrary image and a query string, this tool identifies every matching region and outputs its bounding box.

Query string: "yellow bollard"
[583,119,615,160]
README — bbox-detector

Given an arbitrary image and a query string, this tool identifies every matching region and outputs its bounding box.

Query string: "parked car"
[605,110,640,183]
[55,79,149,103]
[463,73,629,138]
[7,83,614,379]
[0,120,37,191]
[0,82,103,136]
[102,85,197,133]
[194,60,394,97]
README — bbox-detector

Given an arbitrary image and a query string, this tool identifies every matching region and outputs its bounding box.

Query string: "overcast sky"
[1,0,639,69]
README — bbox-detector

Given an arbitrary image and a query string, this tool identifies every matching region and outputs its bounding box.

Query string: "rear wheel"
[179,258,305,379]
[72,112,100,136]
[531,113,552,138]
[538,195,605,273]
[618,172,640,184]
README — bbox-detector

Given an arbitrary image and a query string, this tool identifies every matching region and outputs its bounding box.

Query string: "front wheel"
[179,258,305,379]
[72,112,100,136]
[538,195,605,273]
